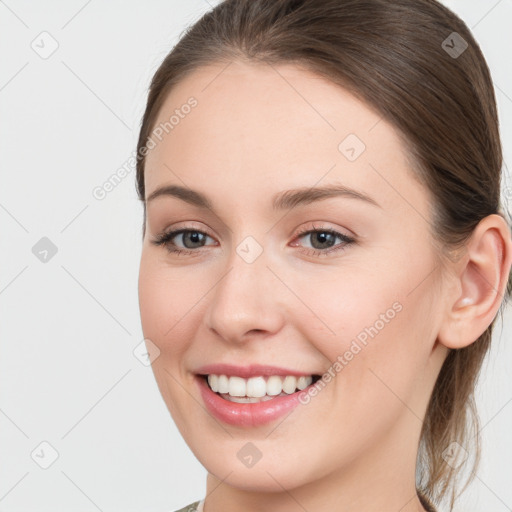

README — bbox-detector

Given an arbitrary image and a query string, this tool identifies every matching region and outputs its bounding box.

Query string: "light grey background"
[0,1,511,511]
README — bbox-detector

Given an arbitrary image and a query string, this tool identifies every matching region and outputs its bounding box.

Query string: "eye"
[151,223,355,258]
[291,223,355,257]
[151,228,217,256]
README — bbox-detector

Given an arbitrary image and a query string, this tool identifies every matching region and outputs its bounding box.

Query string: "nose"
[203,245,286,344]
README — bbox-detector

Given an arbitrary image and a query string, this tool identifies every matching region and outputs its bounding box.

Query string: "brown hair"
[135,0,512,509]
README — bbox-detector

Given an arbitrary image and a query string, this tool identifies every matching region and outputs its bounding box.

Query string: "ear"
[437,214,512,349]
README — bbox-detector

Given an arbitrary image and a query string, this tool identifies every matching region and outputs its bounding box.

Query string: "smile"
[194,367,323,427]
[204,374,321,402]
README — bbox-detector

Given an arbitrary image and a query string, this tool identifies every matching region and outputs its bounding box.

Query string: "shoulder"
[171,500,203,512]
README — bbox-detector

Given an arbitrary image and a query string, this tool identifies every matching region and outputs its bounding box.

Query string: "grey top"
[173,494,437,512]
[173,499,203,512]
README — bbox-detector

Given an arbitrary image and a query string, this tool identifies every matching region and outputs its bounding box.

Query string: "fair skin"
[138,59,512,512]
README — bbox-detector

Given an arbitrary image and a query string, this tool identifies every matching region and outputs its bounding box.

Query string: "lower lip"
[195,375,311,427]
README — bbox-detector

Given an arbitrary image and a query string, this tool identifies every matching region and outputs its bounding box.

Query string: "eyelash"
[151,223,355,258]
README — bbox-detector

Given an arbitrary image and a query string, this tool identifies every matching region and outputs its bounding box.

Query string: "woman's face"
[138,60,449,493]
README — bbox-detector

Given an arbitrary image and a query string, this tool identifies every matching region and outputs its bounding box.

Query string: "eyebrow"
[146,183,381,210]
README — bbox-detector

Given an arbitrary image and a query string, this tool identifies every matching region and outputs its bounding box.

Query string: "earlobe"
[437,214,512,350]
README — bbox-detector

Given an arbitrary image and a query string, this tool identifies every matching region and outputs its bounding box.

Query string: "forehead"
[144,59,425,214]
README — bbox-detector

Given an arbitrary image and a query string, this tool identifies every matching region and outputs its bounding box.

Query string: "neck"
[202,408,429,512]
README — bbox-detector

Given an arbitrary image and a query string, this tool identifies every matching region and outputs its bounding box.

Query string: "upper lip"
[194,363,320,379]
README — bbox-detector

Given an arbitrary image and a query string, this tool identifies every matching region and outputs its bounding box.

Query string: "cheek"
[291,261,433,409]
[288,266,403,358]
[138,254,201,427]
[138,253,198,357]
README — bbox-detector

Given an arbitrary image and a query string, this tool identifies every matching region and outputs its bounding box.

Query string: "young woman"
[135,1,512,510]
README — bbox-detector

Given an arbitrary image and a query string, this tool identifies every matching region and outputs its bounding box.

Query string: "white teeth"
[224,394,279,403]
[266,375,283,396]
[297,376,310,390]
[246,376,267,397]
[208,374,219,392]
[228,376,246,396]
[217,374,229,394]
[206,374,313,398]
[282,376,297,394]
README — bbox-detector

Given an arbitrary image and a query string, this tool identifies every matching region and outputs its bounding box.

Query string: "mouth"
[194,367,325,427]
[198,373,322,403]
